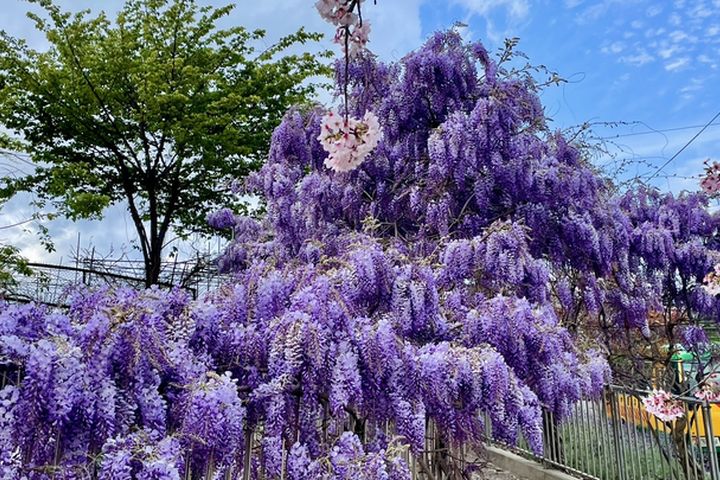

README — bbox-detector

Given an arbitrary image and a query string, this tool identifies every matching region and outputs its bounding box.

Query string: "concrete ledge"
[485,445,582,480]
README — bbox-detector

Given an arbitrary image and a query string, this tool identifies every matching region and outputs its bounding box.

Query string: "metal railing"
[4,379,717,479]
[485,385,720,480]
[3,258,229,307]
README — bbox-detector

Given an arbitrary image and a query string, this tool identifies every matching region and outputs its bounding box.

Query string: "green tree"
[0,244,32,297]
[0,0,331,286]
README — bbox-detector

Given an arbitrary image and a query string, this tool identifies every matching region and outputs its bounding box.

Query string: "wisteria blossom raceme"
[643,390,685,422]
[207,207,236,230]
[317,110,382,172]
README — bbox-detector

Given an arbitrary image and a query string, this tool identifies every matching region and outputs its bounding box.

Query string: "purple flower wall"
[1,30,719,479]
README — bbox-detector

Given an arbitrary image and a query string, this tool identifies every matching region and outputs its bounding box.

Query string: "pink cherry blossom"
[642,389,684,422]
[315,0,360,26]
[317,110,382,173]
[695,383,720,402]
[349,22,371,57]
[317,0,371,58]
[700,160,720,196]
[332,22,371,58]
[702,263,720,296]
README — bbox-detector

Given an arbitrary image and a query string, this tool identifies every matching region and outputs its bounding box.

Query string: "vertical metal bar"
[601,392,615,479]
[703,402,720,480]
[586,400,599,477]
[683,403,696,480]
[640,410,662,478]
[598,398,615,478]
[682,416,695,480]
[543,410,553,463]
[686,407,695,479]
[585,399,594,477]
[628,397,641,479]
[574,401,583,473]
[693,405,704,480]
[242,429,252,480]
[617,394,630,480]
[579,401,591,475]
[554,408,563,467]
[610,390,628,480]
[280,437,286,480]
[568,402,581,468]
[543,410,551,462]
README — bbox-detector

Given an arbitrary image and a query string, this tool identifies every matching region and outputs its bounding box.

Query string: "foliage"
[0,0,331,286]
[0,245,32,296]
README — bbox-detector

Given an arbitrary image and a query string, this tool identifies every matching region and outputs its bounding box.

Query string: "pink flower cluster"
[316,0,371,58]
[695,383,720,403]
[700,160,720,196]
[702,263,720,296]
[317,110,382,172]
[642,389,684,423]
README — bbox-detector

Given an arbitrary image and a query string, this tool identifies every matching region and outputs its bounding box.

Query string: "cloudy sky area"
[1,0,719,264]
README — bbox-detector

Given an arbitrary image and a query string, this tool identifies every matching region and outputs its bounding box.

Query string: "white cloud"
[449,0,531,47]
[647,5,663,16]
[644,27,666,37]
[602,41,626,54]
[620,50,654,66]
[658,44,682,59]
[664,56,690,71]
[669,30,689,42]
[690,3,713,18]
[450,0,530,19]
[679,77,705,100]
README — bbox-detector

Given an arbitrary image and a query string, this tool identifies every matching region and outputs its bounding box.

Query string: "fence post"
[703,402,720,480]
[609,389,628,480]
[243,428,253,480]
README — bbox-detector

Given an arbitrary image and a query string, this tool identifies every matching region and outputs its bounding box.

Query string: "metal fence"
[3,257,228,307]
[486,384,720,480]
[5,375,719,479]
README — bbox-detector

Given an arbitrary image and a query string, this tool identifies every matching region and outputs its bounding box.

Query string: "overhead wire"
[645,110,720,181]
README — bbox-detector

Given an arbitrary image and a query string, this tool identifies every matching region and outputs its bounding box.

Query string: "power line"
[646,110,720,181]
[599,121,720,139]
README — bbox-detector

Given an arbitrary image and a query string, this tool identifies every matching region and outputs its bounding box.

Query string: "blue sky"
[1,0,719,262]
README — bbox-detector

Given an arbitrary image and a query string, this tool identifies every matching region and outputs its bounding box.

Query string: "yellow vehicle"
[611,350,720,452]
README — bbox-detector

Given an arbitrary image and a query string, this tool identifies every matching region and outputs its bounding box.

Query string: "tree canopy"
[0,0,331,285]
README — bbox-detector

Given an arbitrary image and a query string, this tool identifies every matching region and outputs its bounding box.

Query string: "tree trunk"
[145,244,163,288]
